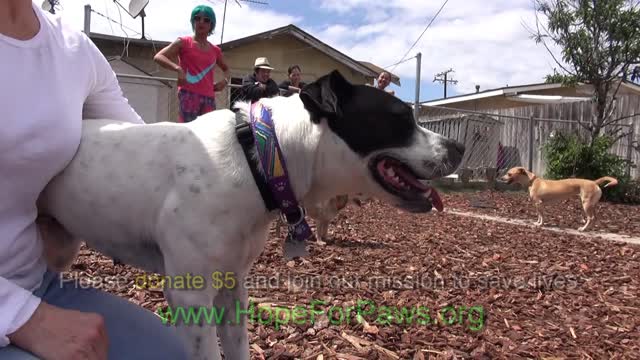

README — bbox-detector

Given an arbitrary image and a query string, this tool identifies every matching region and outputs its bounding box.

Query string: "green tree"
[544,68,577,85]
[530,0,640,144]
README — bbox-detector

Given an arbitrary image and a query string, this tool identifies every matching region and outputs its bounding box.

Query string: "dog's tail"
[594,176,618,188]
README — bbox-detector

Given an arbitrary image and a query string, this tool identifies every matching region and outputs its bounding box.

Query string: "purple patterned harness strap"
[249,100,312,258]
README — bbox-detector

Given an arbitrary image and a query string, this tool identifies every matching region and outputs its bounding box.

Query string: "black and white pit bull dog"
[37,70,464,360]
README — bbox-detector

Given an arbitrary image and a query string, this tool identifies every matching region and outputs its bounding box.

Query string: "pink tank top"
[177,36,222,98]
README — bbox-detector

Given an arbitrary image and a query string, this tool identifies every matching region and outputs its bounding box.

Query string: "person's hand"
[175,66,186,85]
[8,302,109,360]
[214,80,226,92]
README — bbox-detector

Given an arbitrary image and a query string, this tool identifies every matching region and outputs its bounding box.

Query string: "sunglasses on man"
[193,15,211,23]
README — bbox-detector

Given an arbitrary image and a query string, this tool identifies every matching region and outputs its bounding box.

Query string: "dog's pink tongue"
[429,188,444,212]
[394,166,430,191]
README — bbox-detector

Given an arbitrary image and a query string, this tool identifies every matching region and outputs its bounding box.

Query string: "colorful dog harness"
[235,100,313,259]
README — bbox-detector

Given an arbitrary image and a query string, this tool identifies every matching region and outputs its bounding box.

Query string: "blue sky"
[57,0,562,103]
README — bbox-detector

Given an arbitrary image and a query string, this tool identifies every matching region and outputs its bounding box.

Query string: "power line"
[389,0,450,72]
[90,8,141,36]
[383,55,417,70]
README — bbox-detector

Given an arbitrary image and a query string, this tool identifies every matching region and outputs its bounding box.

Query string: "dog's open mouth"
[370,156,443,212]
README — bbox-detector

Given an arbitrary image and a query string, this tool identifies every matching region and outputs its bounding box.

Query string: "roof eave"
[286,28,378,78]
[89,25,387,80]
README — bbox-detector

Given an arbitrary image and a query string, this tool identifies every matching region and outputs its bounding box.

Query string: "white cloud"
[313,0,567,96]
[52,0,568,99]
[56,0,300,44]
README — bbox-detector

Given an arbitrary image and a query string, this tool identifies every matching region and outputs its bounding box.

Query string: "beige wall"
[110,59,174,123]
[93,34,372,87]
[213,34,372,86]
[92,38,171,76]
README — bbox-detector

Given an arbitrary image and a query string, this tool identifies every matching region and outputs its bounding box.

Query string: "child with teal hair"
[154,4,231,122]
[190,5,216,35]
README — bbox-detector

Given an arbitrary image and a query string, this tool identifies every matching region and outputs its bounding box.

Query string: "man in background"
[375,70,395,95]
[241,57,280,103]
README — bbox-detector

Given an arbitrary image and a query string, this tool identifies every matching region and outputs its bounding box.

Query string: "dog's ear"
[300,70,352,123]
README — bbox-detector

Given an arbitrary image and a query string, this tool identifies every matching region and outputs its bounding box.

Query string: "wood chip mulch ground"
[64,190,640,359]
[445,190,640,237]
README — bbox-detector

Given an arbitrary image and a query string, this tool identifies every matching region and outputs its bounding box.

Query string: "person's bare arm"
[217,52,230,82]
[214,51,231,92]
[153,38,185,82]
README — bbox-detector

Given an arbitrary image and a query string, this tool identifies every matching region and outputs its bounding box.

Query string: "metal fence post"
[414,52,421,122]
[528,115,535,171]
[626,124,634,177]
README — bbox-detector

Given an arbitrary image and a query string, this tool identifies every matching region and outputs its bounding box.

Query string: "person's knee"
[97,299,189,359]
[108,324,188,360]
[102,303,189,359]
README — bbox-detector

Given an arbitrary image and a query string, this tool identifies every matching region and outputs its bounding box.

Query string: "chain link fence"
[418,103,638,182]
[113,73,640,181]
[116,74,293,123]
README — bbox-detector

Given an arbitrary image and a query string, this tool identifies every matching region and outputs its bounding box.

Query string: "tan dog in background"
[501,166,618,231]
[275,194,366,244]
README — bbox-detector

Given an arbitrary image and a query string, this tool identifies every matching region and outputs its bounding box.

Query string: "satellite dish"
[113,0,150,38]
[128,0,149,19]
[113,0,148,18]
[41,0,58,14]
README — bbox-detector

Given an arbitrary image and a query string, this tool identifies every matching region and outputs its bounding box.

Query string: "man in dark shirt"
[241,57,280,103]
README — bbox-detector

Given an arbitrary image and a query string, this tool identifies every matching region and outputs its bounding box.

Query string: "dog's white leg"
[316,219,328,245]
[215,272,251,360]
[579,202,595,232]
[162,260,221,360]
[534,201,544,226]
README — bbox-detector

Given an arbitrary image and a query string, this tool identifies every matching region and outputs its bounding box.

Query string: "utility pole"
[220,0,228,44]
[433,68,458,98]
[414,52,421,122]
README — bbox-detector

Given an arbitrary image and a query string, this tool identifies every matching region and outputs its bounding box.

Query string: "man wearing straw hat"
[240,57,280,103]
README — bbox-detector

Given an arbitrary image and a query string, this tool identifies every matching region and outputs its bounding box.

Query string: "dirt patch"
[64,196,640,359]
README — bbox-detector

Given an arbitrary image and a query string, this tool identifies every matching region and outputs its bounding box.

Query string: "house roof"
[421,79,640,107]
[89,32,171,48]
[89,24,388,82]
[218,24,380,80]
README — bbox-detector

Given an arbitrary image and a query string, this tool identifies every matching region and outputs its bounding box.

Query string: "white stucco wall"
[109,59,175,123]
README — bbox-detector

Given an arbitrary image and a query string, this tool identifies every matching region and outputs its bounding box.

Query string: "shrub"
[542,132,638,204]
[608,178,640,204]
